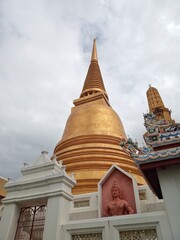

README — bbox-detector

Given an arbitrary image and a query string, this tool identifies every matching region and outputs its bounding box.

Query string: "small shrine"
[98,165,140,217]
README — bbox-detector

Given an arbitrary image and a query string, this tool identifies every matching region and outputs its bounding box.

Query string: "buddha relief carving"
[104,180,134,216]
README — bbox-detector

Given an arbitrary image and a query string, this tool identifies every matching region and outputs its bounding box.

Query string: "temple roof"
[134,147,180,163]
[80,39,108,99]
[134,146,180,199]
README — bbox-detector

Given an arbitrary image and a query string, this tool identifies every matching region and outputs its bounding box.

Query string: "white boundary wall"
[62,211,173,240]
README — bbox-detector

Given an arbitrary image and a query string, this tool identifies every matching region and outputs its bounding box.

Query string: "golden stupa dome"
[0,176,7,198]
[60,102,126,142]
[54,40,145,194]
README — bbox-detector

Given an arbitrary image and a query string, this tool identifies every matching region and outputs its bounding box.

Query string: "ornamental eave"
[134,147,180,164]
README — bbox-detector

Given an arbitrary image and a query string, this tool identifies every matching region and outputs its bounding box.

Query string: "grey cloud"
[0,0,179,180]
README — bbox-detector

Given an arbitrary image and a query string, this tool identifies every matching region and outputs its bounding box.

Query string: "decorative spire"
[91,39,98,61]
[146,86,172,122]
[80,39,108,99]
[146,86,165,112]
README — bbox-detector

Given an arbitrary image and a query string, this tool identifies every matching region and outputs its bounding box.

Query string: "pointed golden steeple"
[54,40,145,195]
[91,38,98,61]
[146,86,172,121]
[147,86,165,112]
[80,39,108,99]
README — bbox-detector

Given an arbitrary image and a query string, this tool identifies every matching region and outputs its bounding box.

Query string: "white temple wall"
[158,164,180,240]
[0,203,20,240]
[62,211,173,240]
[0,152,176,240]
[69,185,165,221]
[0,152,76,240]
[69,192,98,221]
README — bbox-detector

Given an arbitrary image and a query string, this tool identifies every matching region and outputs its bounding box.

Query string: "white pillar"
[157,165,180,240]
[0,203,20,240]
[43,195,72,240]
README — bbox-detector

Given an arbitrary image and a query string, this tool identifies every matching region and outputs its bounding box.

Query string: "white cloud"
[0,0,180,179]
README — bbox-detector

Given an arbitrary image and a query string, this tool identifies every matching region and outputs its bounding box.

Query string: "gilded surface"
[81,39,107,98]
[91,39,98,61]
[147,86,165,112]
[0,177,7,198]
[146,86,172,122]
[54,40,145,194]
[61,101,126,141]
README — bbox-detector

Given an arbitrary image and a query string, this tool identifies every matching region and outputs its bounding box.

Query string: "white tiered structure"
[1,150,178,240]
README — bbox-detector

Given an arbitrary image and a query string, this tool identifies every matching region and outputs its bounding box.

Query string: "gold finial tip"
[91,38,98,61]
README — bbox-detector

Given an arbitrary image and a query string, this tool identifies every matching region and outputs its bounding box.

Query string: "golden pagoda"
[54,40,145,194]
[0,177,7,204]
[146,85,172,122]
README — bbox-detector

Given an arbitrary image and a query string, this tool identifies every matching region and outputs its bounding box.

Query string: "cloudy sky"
[0,0,180,180]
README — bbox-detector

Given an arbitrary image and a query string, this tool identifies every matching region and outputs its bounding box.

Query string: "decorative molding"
[143,111,180,147]
[134,147,180,162]
[119,229,157,240]
[3,189,74,204]
[139,191,147,201]
[72,233,102,240]
[74,200,90,208]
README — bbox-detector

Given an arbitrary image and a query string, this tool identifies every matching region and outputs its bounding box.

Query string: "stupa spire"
[146,85,165,112]
[80,39,108,99]
[91,39,98,61]
[146,85,172,122]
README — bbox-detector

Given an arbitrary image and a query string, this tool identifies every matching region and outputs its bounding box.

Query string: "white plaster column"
[43,194,72,240]
[0,203,20,240]
[157,164,180,240]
